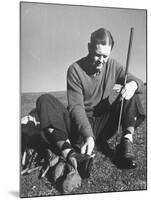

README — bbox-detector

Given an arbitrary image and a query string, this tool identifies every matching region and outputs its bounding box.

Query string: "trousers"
[36,93,145,146]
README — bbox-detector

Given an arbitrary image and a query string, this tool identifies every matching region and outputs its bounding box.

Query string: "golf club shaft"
[117,27,134,141]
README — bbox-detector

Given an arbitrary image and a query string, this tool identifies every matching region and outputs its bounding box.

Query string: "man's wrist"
[85,136,95,142]
[131,81,138,90]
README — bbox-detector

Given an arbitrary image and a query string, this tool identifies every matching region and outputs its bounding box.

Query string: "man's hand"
[81,136,95,155]
[120,81,138,100]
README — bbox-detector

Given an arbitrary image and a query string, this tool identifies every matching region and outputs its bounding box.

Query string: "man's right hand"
[81,136,95,155]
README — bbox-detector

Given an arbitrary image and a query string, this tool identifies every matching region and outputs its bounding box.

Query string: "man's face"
[89,40,112,71]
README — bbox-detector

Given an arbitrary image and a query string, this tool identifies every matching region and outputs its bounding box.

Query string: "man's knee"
[36,94,50,106]
[124,93,144,112]
[36,94,56,112]
[130,93,141,101]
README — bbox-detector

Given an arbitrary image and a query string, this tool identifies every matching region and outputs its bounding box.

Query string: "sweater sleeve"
[67,65,94,138]
[115,62,144,93]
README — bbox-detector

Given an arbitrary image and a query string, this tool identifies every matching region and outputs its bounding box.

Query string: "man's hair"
[90,28,114,49]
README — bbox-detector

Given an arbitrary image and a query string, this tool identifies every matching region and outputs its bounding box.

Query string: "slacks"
[36,93,145,146]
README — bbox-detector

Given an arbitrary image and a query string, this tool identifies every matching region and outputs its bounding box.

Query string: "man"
[25,28,145,176]
[67,27,145,168]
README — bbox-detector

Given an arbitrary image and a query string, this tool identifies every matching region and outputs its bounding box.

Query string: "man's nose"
[97,55,104,65]
[99,55,104,64]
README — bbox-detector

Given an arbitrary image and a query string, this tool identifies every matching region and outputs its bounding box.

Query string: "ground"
[20,87,147,197]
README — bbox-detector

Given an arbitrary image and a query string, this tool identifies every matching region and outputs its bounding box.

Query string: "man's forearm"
[71,106,94,138]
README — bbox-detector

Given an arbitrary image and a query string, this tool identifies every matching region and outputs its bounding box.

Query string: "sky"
[21,2,146,93]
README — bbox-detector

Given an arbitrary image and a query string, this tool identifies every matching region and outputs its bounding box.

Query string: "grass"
[20,87,147,197]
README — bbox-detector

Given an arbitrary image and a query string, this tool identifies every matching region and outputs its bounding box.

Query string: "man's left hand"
[120,81,138,100]
[81,136,95,155]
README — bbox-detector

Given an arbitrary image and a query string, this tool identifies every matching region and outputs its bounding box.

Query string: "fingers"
[116,88,121,93]
[120,87,126,96]
[120,87,134,100]
[81,144,87,154]
[81,137,95,155]
[81,144,93,155]
[113,84,122,93]
[124,93,133,100]
[120,81,137,101]
[86,142,94,155]
[86,144,93,155]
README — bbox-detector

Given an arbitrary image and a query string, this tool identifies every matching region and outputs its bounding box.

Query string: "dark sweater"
[67,56,144,138]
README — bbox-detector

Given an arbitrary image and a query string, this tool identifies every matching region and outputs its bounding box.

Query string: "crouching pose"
[66,27,145,168]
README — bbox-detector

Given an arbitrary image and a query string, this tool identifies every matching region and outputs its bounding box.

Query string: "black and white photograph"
[20,1,147,198]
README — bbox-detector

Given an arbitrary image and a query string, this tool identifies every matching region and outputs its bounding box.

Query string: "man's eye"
[94,53,107,59]
[98,55,107,59]
[103,55,107,58]
[94,54,100,57]
[101,40,106,45]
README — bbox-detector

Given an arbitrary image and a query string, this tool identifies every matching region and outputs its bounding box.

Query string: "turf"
[20,87,147,197]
